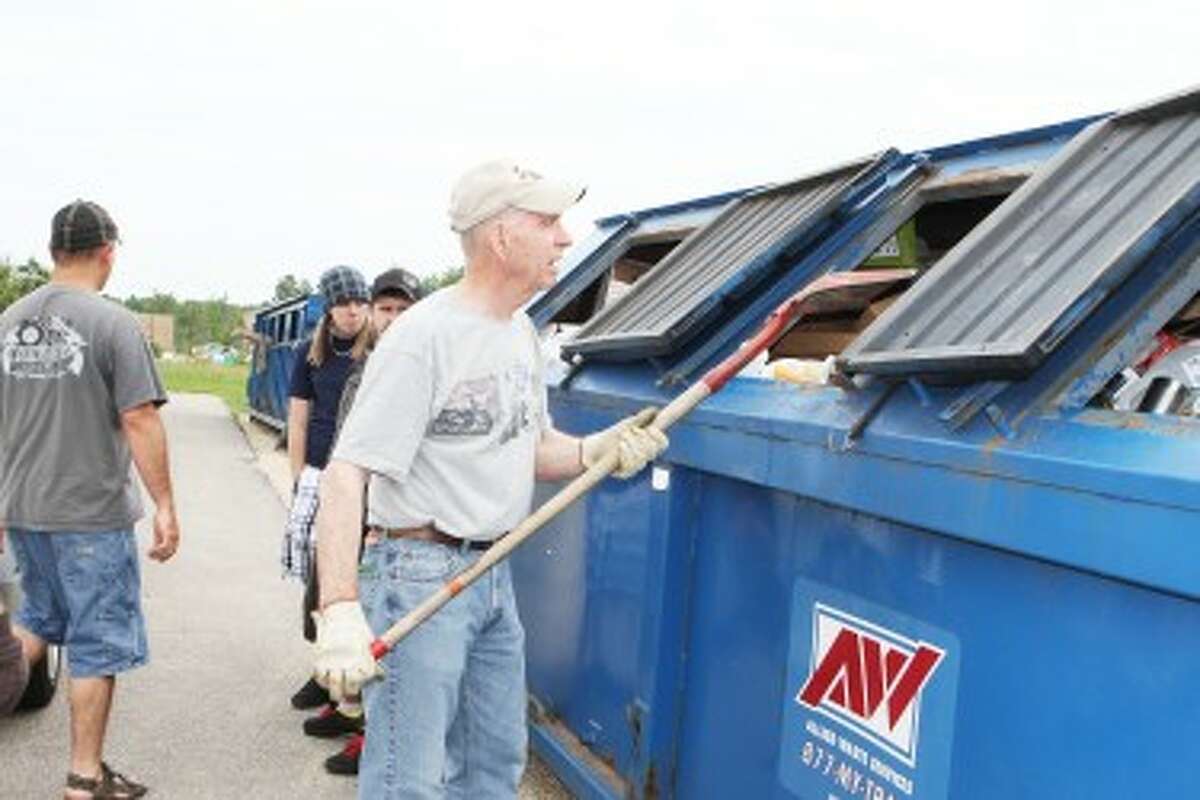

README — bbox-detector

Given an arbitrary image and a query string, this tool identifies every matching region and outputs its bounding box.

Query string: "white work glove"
[312,601,384,701]
[581,407,669,479]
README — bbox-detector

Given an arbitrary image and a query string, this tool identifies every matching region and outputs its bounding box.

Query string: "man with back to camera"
[310,160,669,798]
[0,200,180,799]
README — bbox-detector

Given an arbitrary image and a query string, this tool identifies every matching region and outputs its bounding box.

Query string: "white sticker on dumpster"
[779,580,959,800]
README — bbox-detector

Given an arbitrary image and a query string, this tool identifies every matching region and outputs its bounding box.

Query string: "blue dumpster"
[513,86,1200,799]
[247,293,325,430]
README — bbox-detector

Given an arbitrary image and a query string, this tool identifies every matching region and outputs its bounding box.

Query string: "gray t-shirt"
[333,287,549,540]
[0,284,166,531]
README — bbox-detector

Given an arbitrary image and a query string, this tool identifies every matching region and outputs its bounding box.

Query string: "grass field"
[157,359,250,414]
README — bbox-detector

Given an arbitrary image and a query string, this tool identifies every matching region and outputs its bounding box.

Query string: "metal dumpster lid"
[562,152,896,361]
[840,85,1200,379]
[527,188,748,329]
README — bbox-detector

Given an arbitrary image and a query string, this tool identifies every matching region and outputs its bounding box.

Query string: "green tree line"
[420,266,462,296]
[0,258,50,309]
[123,293,250,352]
[273,267,463,304]
[1,257,248,352]
[3,260,463,353]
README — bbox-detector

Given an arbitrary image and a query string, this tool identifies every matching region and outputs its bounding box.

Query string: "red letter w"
[798,628,942,730]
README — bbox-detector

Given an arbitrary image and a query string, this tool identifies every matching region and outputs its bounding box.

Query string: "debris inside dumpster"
[1092,293,1200,416]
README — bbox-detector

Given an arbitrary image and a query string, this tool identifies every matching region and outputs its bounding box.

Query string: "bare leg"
[63,676,115,797]
[13,622,47,666]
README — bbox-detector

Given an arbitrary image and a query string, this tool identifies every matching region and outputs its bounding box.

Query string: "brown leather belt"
[370,524,493,551]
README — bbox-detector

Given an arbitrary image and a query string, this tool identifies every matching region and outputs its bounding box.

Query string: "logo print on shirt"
[429,375,498,436]
[1,316,88,379]
[497,364,535,445]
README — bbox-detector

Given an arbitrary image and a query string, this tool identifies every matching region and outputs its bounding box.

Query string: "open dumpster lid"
[840,85,1200,378]
[562,153,894,360]
[527,188,746,329]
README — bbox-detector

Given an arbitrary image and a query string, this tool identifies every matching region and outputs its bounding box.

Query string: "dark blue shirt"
[288,335,357,469]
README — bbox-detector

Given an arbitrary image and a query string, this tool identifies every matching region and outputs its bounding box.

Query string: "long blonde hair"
[307,313,373,366]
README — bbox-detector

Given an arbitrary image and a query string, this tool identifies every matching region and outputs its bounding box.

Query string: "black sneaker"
[290,677,329,710]
[325,734,364,776]
[303,704,365,738]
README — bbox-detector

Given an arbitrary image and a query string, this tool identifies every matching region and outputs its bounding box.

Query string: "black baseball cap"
[50,200,120,253]
[371,268,423,302]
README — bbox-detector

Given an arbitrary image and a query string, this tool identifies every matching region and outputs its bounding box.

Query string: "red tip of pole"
[371,639,388,660]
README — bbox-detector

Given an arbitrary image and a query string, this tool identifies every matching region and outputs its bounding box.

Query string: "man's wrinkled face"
[499,209,573,296]
[371,294,413,334]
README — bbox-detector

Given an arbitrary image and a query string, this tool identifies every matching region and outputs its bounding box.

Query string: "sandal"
[65,762,149,798]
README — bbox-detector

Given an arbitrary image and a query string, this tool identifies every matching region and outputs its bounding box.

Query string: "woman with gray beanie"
[280,266,372,712]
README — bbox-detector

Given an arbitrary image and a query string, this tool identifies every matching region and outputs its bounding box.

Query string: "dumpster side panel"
[672,472,1200,799]
[515,401,668,784]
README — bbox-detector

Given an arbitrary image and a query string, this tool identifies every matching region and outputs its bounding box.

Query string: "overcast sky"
[1,1,1194,304]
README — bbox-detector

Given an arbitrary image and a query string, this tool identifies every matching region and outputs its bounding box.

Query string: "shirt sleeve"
[289,340,315,400]
[111,314,167,412]
[331,330,433,481]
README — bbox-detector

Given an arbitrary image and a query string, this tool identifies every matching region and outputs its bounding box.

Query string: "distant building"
[134,312,175,354]
[242,309,259,338]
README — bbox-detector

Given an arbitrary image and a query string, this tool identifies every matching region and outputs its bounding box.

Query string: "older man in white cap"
[312,160,668,799]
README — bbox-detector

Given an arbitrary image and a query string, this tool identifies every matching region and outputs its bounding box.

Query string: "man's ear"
[491,219,511,260]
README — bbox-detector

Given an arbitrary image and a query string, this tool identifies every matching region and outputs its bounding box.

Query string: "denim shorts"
[7,528,148,678]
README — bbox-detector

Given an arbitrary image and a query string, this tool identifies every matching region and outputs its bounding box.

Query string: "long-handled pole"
[370,269,912,659]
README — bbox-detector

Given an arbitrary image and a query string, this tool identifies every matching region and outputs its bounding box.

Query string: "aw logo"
[797,604,944,766]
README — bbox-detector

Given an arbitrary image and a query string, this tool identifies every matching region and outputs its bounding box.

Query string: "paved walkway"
[0,394,568,798]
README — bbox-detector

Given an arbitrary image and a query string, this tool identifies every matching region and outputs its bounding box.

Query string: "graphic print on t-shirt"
[497,363,534,445]
[428,363,538,442]
[429,375,499,436]
[0,316,88,379]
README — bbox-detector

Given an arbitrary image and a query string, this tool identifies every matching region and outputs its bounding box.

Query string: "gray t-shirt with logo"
[0,284,166,531]
[333,287,549,540]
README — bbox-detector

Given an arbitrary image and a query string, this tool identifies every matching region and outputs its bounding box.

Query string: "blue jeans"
[7,529,148,678]
[359,538,527,800]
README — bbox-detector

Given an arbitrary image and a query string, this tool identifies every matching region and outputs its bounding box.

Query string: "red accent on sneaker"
[343,734,365,758]
[317,704,337,719]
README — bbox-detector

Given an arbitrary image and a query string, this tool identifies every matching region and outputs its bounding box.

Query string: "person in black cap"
[1,200,179,799]
[283,265,372,712]
[367,268,423,328]
[310,267,424,777]
[335,268,423,431]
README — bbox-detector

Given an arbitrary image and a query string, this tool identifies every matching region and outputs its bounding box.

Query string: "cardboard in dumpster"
[771,294,903,360]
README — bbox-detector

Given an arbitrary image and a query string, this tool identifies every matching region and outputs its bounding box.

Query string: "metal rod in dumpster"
[369,269,914,660]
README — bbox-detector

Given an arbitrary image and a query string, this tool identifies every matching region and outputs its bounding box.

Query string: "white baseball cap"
[449,159,586,233]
